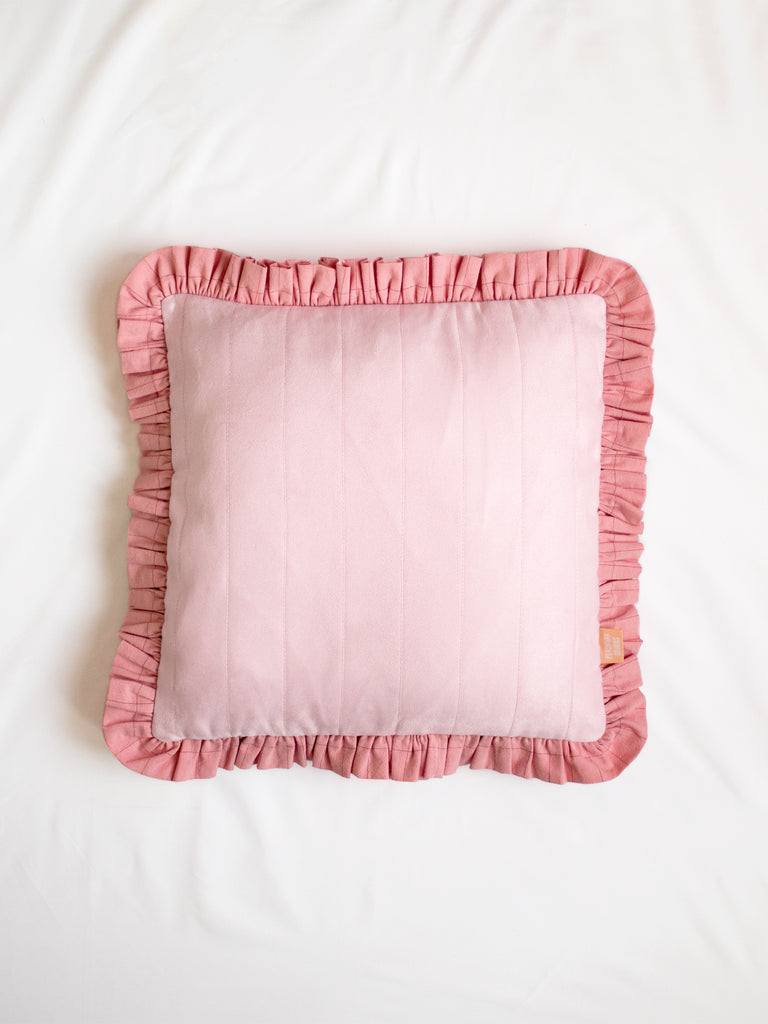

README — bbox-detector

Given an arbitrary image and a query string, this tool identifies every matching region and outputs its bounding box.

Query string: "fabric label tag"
[599,628,624,664]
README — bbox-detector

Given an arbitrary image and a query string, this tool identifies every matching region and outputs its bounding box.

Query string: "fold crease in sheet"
[104,245,654,783]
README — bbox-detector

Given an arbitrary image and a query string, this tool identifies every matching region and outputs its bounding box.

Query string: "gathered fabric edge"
[103,245,655,783]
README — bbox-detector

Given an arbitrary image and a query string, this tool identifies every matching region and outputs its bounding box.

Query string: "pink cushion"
[104,245,654,783]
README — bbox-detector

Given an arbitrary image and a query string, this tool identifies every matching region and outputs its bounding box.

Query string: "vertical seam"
[281,310,289,734]
[337,307,347,734]
[223,305,234,736]
[562,294,579,740]
[450,304,466,735]
[169,296,189,739]
[505,300,523,737]
[395,305,405,734]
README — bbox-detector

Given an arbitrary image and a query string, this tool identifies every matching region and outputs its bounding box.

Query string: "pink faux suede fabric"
[154,294,607,743]
[103,246,654,783]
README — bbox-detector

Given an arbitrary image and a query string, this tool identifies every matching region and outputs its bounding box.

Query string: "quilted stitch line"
[395,304,405,734]
[337,307,347,734]
[168,295,189,739]
[281,311,289,734]
[562,294,579,741]
[450,304,466,736]
[223,305,234,737]
[505,300,523,737]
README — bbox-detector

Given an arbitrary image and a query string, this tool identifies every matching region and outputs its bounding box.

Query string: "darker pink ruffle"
[104,245,654,783]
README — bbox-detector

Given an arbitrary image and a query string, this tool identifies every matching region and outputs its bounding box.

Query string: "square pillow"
[104,245,654,782]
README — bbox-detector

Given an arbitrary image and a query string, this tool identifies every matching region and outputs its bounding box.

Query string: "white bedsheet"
[2,2,766,1021]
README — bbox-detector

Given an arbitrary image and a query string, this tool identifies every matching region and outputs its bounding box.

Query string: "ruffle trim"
[104,245,654,783]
